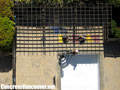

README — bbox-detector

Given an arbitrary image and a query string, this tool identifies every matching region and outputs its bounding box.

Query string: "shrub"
[0,16,15,50]
[15,0,63,4]
[115,28,120,38]
[0,0,14,50]
[109,0,120,7]
[111,20,117,35]
[111,20,120,38]
[14,0,120,6]
[0,0,14,19]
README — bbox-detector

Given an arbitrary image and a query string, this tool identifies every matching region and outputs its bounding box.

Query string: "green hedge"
[0,16,15,50]
[0,0,14,50]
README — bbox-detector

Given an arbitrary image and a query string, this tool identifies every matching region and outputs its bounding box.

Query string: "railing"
[12,27,17,89]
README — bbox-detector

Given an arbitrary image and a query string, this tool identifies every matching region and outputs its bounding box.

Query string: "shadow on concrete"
[61,54,98,77]
[0,51,12,72]
[70,55,98,70]
[104,39,120,58]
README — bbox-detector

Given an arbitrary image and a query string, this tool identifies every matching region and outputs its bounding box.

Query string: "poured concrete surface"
[1,51,120,90]
[100,57,120,90]
[0,70,12,85]
[16,52,60,90]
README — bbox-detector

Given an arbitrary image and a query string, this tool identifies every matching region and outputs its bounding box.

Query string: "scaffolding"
[13,2,112,54]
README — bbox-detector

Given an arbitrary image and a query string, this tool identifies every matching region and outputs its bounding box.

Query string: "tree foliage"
[14,0,120,7]
[109,0,120,7]
[111,20,120,38]
[0,0,14,19]
[15,0,63,4]
[0,0,14,50]
[14,0,107,4]
[0,16,15,49]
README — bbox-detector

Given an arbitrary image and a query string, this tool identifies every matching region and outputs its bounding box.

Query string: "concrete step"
[15,26,104,53]
[16,33,103,37]
[16,26,103,30]
[16,36,104,40]
[16,47,104,52]
[16,44,103,47]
